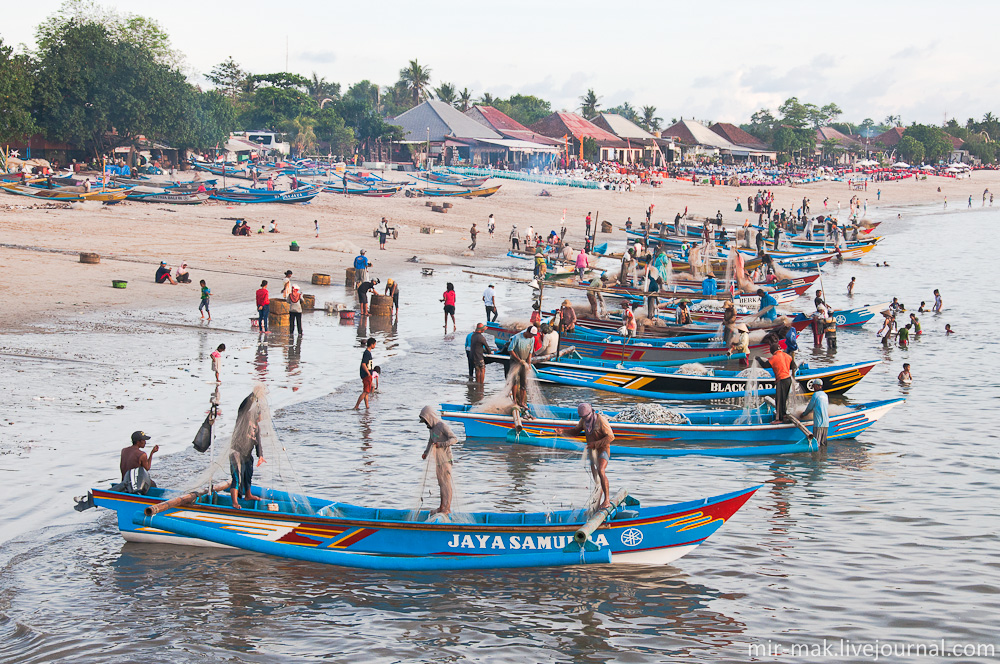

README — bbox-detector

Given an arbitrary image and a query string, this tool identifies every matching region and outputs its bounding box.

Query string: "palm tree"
[641,105,662,131]
[283,115,318,157]
[479,92,496,106]
[434,82,456,105]
[456,88,473,112]
[307,72,340,105]
[399,59,433,106]
[579,89,601,119]
[884,114,902,128]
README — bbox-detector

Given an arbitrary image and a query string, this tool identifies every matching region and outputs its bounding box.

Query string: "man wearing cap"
[801,378,829,446]
[508,326,536,408]
[120,431,159,479]
[155,261,177,285]
[560,403,615,510]
[356,277,379,316]
[482,284,497,322]
[467,323,494,384]
[558,300,577,336]
[509,225,519,251]
[353,250,370,284]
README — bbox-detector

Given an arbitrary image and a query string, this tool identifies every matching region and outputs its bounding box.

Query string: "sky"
[5,0,999,127]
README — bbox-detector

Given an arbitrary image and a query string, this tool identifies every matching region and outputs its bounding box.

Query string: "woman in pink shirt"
[441,282,457,332]
[575,249,589,279]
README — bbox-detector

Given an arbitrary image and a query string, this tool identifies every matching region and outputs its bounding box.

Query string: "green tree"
[905,124,952,163]
[494,94,552,126]
[345,80,380,109]
[313,106,354,155]
[606,101,637,122]
[206,57,249,98]
[479,92,496,106]
[579,89,601,118]
[640,106,662,132]
[0,38,37,142]
[37,0,179,66]
[282,115,317,156]
[581,136,600,161]
[884,114,902,128]
[434,82,456,105]
[398,59,432,107]
[33,21,193,158]
[455,88,473,112]
[307,72,340,106]
[897,135,924,164]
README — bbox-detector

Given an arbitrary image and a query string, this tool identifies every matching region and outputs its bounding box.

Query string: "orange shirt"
[768,350,793,380]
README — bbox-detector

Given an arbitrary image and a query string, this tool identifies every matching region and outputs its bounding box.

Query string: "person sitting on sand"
[155,261,177,284]
[175,263,191,283]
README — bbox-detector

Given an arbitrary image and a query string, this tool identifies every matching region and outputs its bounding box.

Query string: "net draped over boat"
[184,384,312,514]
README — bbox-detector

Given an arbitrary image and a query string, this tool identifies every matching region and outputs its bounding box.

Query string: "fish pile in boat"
[612,404,690,424]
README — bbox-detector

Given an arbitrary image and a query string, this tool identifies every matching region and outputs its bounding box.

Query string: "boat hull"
[91,485,760,567]
[441,399,903,443]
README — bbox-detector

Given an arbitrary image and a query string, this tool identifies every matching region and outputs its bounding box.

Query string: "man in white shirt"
[482,284,497,322]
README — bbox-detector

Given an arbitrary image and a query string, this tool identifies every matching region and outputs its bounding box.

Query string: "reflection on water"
[2,208,1000,661]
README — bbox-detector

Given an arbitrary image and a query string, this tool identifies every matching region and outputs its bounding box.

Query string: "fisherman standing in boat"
[230,389,267,509]
[801,379,829,446]
[756,340,797,423]
[561,403,615,510]
[508,326,536,409]
[420,406,458,516]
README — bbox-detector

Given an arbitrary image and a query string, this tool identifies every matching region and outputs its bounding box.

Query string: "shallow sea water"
[1,203,998,663]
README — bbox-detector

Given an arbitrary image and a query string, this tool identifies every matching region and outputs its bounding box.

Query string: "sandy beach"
[2,170,997,329]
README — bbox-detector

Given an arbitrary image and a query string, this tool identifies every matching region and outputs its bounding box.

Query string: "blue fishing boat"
[88,483,760,568]
[487,322,782,363]
[210,185,319,204]
[496,353,880,395]
[192,162,251,178]
[440,398,902,447]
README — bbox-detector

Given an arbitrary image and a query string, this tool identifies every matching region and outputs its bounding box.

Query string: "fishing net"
[676,363,714,376]
[734,364,766,425]
[613,403,689,424]
[475,363,555,420]
[184,383,313,514]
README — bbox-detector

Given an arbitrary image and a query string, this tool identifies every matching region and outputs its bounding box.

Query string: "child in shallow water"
[898,363,912,383]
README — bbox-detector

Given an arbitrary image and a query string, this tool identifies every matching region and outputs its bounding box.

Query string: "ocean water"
[0,204,997,663]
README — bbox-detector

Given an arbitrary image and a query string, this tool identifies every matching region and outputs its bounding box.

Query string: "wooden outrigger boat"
[415,171,490,187]
[441,398,902,448]
[0,182,128,203]
[487,322,783,362]
[409,185,502,198]
[88,482,760,568]
[496,354,880,396]
[210,185,319,204]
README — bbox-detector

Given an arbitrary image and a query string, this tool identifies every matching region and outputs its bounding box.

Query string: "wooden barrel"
[301,294,316,310]
[431,205,444,213]
[370,293,393,316]
[269,312,289,328]
[442,202,453,209]
[425,201,435,207]
[601,220,613,233]
[80,252,100,264]
[312,273,331,285]
[345,267,357,288]
[270,298,290,315]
